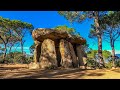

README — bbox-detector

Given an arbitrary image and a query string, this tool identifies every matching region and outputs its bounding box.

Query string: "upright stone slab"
[39,39,57,69]
[68,42,78,68]
[76,45,84,67]
[59,39,73,68]
[29,40,41,69]
[81,46,87,66]
[32,28,87,69]
[34,40,41,63]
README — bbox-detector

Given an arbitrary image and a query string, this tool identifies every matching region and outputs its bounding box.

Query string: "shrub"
[45,65,57,70]
[0,52,34,64]
[105,62,113,69]
[86,58,99,68]
[115,59,120,67]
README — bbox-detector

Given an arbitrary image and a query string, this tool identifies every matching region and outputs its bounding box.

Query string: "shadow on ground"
[0,67,105,79]
[111,68,120,73]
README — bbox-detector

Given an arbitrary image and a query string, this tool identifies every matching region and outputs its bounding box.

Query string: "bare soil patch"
[0,64,120,79]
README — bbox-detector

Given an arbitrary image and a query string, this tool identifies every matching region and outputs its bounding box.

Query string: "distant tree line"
[0,16,34,63]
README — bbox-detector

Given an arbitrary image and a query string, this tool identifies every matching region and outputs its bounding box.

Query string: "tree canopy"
[0,16,34,61]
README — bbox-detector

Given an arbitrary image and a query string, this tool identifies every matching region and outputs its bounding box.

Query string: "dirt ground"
[0,64,120,79]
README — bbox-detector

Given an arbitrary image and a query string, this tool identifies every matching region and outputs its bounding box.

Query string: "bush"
[14,55,33,64]
[45,65,57,70]
[105,62,113,69]
[0,59,4,63]
[105,59,120,68]
[23,56,33,64]
[86,58,99,68]
[0,52,34,64]
[115,59,120,67]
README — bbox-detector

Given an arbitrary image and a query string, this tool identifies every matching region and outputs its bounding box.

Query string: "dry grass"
[0,64,120,79]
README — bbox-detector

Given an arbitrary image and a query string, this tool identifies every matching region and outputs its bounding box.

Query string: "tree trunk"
[20,41,24,55]
[3,43,7,61]
[111,45,115,67]
[98,35,104,65]
[94,11,104,67]
[20,40,24,63]
[110,30,116,67]
[0,36,7,61]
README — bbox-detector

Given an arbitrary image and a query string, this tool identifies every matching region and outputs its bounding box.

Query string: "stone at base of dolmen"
[39,60,57,70]
[28,62,40,69]
[79,66,86,69]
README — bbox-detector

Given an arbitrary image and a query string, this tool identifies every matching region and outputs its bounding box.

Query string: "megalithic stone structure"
[30,28,86,69]
[68,42,78,68]
[76,45,84,67]
[59,39,73,68]
[34,40,41,63]
[39,39,57,69]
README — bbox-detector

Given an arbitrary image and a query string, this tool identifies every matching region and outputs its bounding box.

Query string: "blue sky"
[0,11,120,54]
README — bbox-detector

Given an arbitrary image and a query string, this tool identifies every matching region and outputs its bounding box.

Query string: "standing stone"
[39,39,57,69]
[34,40,41,63]
[68,42,78,68]
[29,40,41,69]
[28,62,40,69]
[76,45,85,68]
[59,39,73,68]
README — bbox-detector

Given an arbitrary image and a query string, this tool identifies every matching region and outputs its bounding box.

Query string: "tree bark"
[98,35,104,64]
[0,36,7,61]
[20,41,24,55]
[94,11,104,67]
[111,45,115,67]
[3,43,7,61]
[109,30,116,67]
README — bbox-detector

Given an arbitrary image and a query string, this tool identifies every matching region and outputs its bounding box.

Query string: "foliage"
[100,11,120,43]
[87,49,111,60]
[89,24,103,38]
[0,16,34,62]
[11,20,34,55]
[105,58,120,68]
[99,11,120,67]
[53,25,82,38]
[54,25,75,34]
[105,62,113,69]
[115,60,120,67]
[82,44,91,53]
[102,50,111,60]
[0,51,33,64]
[29,43,35,54]
[58,11,108,65]
[86,58,99,68]
[45,65,57,70]
[87,50,97,59]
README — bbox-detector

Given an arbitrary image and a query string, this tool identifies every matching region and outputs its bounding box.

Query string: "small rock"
[80,66,86,69]
[28,62,40,69]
